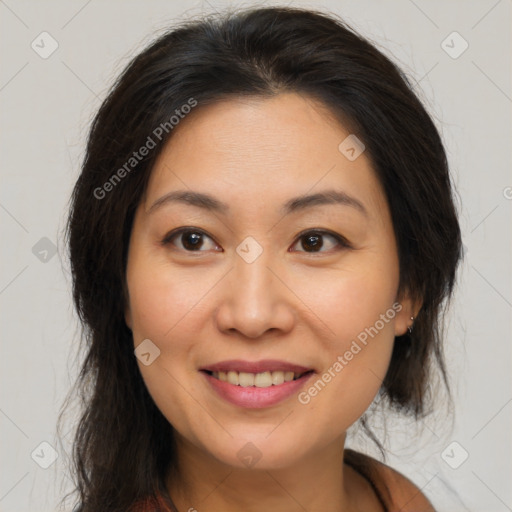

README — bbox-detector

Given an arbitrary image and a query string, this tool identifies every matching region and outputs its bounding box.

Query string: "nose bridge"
[214,241,295,338]
[234,245,275,304]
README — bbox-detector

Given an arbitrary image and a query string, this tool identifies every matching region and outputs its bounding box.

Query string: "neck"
[165,433,366,512]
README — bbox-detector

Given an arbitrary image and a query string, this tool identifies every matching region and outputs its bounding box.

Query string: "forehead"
[143,92,386,219]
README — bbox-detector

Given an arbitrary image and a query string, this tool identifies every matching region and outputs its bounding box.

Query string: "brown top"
[131,450,435,512]
[130,492,174,512]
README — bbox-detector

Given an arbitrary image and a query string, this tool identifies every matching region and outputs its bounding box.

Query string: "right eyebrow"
[147,190,229,215]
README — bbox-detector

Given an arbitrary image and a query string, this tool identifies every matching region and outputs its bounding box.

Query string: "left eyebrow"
[281,189,368,218]
[146,188,368,218]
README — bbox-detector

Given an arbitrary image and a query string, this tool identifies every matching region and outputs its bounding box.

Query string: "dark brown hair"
[60,6,463,511]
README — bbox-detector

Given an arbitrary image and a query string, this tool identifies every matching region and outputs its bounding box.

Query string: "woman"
[62,6,463,511]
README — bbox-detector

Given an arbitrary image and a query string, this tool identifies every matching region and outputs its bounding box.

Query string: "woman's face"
[125,92,415,469]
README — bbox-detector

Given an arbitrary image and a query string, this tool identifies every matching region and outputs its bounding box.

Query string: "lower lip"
[201,371,315,408]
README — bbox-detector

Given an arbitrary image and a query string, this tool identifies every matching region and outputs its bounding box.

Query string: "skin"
[124,92,427,511]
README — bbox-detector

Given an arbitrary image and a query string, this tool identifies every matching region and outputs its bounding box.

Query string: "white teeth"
[238,372,255,387]
[254,371,272,388]
[271,371,284,385]
[210,369,308,387]
[227,370,239,385]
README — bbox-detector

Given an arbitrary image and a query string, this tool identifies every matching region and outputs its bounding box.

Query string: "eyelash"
[160,227,351,254]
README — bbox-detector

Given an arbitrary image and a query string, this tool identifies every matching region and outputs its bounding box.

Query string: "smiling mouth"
[203,369,314,388]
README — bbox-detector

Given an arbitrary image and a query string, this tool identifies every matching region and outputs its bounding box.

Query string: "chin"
[203,432,311,471]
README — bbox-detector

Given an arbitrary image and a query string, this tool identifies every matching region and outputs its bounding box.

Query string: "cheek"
[127,266,206,437]
[293,261,398,428]
[293,252,399,343]
[126,255,213,342]
[126,256,219,422]
[298,319,396,437]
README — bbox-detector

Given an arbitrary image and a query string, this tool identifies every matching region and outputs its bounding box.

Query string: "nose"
[214,251,296,339]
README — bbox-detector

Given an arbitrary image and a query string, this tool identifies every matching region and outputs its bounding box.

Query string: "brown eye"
[291,230,350,253]
[162,228,221,252]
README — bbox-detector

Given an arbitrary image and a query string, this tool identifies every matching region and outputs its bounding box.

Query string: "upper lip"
[200,359,314,374]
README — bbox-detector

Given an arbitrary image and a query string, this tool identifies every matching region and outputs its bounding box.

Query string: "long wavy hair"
[59,6,463,511]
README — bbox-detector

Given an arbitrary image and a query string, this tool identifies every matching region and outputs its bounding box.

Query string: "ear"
[393,289,422,337]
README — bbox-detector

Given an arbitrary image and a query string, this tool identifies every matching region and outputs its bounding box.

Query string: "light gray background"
[1,1,510,511]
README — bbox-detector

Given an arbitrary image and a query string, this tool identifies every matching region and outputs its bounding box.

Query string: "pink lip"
[201,370,315,409]
[200,359,313,374]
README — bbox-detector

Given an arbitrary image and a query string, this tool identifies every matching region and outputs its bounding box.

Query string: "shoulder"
[368,456,436,512]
